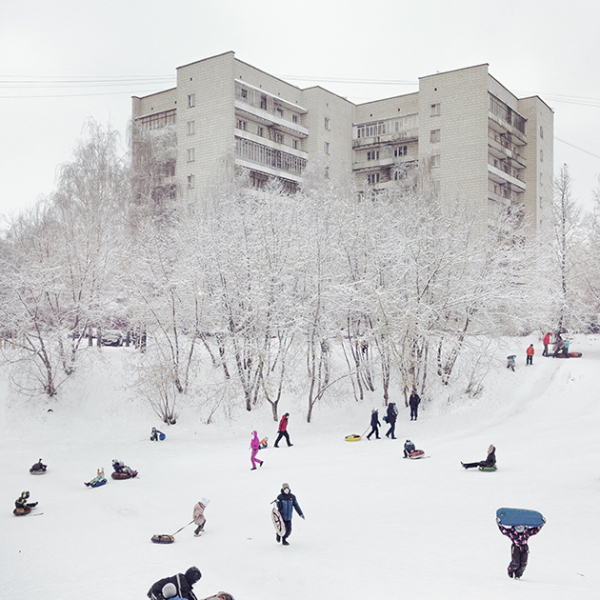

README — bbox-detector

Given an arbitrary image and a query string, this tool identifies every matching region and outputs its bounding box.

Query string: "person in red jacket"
[274,413,293,447]
[526,344,534,366]
[542,332,551,356]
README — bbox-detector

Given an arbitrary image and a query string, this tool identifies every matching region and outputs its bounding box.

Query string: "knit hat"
[282,483,290,491]
[162,583,177,599]
[185,566,202,584]
[201,497,210,506]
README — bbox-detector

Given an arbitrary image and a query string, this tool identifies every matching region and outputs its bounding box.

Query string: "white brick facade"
[132,53,553,235]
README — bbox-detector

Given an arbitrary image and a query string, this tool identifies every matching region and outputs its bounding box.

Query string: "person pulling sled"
[366,408,381,440]
[147,566,202,600]
[193,499,209,536]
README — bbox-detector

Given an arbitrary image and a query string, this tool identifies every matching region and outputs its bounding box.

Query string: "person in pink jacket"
[250,431,264,470]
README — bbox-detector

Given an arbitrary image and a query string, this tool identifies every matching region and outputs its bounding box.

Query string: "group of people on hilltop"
[508,332,576,370]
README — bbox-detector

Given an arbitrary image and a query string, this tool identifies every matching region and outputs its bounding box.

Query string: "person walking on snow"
[275,483,304,545]
[409,390,421,421]
[385,402,398,439]
[250,431,264,470]
[526,344,534,366]
[506,355,516,371]
[542,332,551,357]
[192,499,209,536]
[461,444,496,469]
[497,520,544,579]
[274,413,293,447]
[366,408,381,440]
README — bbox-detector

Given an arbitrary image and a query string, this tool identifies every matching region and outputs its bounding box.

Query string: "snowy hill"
[1,336,599,600]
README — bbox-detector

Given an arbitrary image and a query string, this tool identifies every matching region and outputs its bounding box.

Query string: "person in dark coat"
[14,491,37,511]
[275,483,304,545]
[461,444,496,469]
[147,566,201,600]
[497,522,544,579]
[274,413,293,447]
[409,390,421,421]
[366,408,381,440]
[403,439,416,457]
[385,402,398,439]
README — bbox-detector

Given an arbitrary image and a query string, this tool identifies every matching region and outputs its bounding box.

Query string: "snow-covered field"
[1,336,599,600]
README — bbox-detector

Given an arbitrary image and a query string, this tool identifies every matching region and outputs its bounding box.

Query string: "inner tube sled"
[345,434,361,442]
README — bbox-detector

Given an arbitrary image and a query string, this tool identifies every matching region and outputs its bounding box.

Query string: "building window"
[367,173,380,185]
[241,87,248,99]
[257,126,264,137]
[367,150,379,161]
[540,173,543,185]
[430,129,441,143]
[394,145,407,158]
[324,142,330,154]
[540,149,544,162]
[271,132,284,144]
[293,139,299,150]
[236,119,247,131]
[430,103,441,117]
[324,117,330,130]
[430,154,440,168]
[187,175,195,189]
[187,148,195,162]
[292,114,298,124]
[325,166,330,179]
[188,94,195,108]
[540,126,544,139]
[187,121,195,135]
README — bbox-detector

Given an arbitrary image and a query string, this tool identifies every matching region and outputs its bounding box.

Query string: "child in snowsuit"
[497,522,544,579]
[403,439,416,458]
[147,566,201,600]
[250,431,264,470]
[193,499,209,536]
[275,483,305,546]
[385,402,398,439]
[506,355,516,371]
[409,390,421,421]
[14,491,37,512]
[30,458,47,473]
[112,459,137,477]
[526,344,534,366]
[366,409,381,440]
[461,445,496,469]
[85,468,106,487]
[150,427,165,441]
[274,413,293,447]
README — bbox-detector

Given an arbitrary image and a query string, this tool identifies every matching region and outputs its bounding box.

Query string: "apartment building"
[132,52,553,235]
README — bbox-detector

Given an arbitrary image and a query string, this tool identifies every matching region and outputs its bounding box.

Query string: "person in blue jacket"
[276,483,305,545]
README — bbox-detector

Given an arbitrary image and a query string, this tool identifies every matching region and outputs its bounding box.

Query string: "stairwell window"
[430,129,441,143]
[324,117,330,130]
[324,142,330,154]
[187,148,195,162]
[187,175,195,189]
[430,103,441,117]
[430,154,440,168]
[187,121,196,135]
[188,94,195,108]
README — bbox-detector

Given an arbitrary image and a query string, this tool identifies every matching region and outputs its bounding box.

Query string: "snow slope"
[1,336,599,600]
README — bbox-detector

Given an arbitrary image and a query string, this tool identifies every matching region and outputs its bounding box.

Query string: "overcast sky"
[1,0,599,219]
